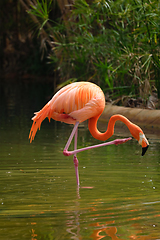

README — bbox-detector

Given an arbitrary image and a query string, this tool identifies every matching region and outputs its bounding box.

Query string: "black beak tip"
[142,145,149,156]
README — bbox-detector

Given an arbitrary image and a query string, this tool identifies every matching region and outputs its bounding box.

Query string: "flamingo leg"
[63,136,132,157]
[63,122,80,186]
[73,128,80,186]
[64,122,79,151]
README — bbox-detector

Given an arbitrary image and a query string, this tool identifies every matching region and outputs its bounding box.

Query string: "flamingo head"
[138,132,149,156]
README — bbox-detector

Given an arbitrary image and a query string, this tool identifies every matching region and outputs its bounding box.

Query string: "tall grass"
[26,0,160,99]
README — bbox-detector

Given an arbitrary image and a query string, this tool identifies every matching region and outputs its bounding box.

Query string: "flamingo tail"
[29,102,52,143]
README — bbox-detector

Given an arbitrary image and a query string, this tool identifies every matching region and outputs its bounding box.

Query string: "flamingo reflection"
[90,221,123,240]
[90,221,157,240]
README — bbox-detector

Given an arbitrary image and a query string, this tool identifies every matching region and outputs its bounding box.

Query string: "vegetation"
[24,0,160,101]
[1,0,160,103]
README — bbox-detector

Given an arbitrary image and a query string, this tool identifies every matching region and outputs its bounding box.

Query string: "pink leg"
[63,122,80,186]
[63,122,79,151]
[63,137,132,157]
[73,128,79,186]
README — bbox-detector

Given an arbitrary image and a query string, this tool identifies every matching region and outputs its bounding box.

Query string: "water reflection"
[90,222,119,240]
[65,196,160,240]
[0,79,160,239]
[90,222,156,240]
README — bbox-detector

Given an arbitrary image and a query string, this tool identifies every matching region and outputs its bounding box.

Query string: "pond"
[0,79,160,239]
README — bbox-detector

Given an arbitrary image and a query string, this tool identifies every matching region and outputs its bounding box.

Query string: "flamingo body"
[29,81,149,186]
[29,82,105,142]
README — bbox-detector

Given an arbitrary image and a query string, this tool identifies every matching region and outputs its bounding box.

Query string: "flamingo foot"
[114,137,132,145]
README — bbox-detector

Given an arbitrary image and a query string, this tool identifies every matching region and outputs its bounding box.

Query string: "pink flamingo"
[29,82,149,186]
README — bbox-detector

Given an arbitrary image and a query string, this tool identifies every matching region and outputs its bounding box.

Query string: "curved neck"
[88,114,140,141]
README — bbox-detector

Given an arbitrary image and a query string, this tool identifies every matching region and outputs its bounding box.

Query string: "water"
[0,79,160,239]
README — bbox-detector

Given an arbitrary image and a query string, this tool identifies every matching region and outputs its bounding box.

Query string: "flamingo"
[29,82,149,186]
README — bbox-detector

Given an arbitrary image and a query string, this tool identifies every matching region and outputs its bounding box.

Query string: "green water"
[0,80,160,239]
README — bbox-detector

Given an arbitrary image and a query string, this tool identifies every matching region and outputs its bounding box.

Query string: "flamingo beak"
[142,145,149,156]
[138,132,149,156]
[141,136,149,156]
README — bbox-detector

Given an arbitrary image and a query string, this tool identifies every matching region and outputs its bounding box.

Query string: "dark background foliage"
[0,0,160,107]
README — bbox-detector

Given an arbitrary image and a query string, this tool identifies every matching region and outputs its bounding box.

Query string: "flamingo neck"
[88,114,140,141]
